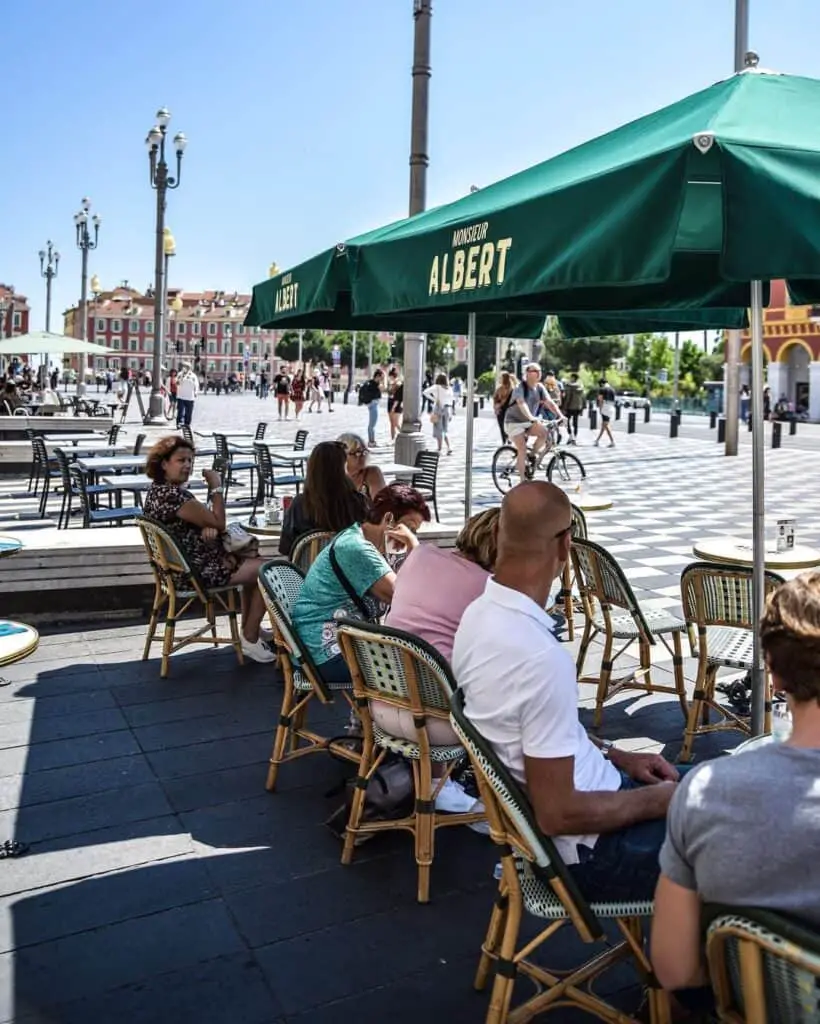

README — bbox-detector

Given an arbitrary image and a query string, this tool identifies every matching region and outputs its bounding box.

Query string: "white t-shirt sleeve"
[519,650,579,760]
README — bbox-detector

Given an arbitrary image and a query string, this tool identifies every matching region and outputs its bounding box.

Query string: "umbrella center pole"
[395,332,427,467]
[749,279,767,735]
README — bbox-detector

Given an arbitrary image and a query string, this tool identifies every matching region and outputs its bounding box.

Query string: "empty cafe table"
[77,454,148,476]
[101,474,207,493]
[43,432,107,446]
[372,462,417,478]
[560,489,613,512]
[692,537,820,571]
[0,536,23,558]
[0,621,39,667]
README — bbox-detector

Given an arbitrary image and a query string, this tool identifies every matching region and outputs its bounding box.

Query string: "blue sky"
[4,0,820,330]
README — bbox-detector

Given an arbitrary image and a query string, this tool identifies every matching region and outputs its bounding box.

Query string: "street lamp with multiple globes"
[145,107,187,422]
[38,241,59,332]
[74,198,101,394]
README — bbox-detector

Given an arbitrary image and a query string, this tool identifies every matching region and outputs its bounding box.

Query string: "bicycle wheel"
[491,445,518,493]
[546,449,586,485]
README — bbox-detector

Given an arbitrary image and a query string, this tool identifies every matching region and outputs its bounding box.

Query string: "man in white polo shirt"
[452,481,680,902]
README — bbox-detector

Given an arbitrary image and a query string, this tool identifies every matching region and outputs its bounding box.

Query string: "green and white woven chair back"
[681,562,785,630]
[570,503,588,540]
[572,537,638,615]
[335,621,454,711]
[290,530,334,573]
[258,559,305,654]
[708,911,820,1023]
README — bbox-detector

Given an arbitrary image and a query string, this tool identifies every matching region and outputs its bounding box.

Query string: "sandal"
[0,840,29,859]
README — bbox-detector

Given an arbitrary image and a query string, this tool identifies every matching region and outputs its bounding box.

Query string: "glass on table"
[771,700,793,742]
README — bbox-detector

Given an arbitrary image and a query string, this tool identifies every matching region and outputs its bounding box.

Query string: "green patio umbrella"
[334,65,820,736]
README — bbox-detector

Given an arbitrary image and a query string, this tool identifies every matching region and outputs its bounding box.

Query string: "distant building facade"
[63,283,282,379]
[0,283,31,340]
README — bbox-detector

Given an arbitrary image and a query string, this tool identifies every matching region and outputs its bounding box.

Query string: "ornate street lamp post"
[145,107,187,423]
[74,198,101,394]
[38,241,59,386]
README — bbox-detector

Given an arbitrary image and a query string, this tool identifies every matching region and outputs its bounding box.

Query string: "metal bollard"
[590,408,597,430]
[748,414,753,431]
[644,404,651,423]
[627,411,636,434]
[670,413,679,439]
[462,395,467,408]
[473,399,480,419]
[615,403,622,421]
[709,410,717,429]
[772,421,782,449]
[717,417,726,443]
[479,396,485,410]
[790,419,797,436]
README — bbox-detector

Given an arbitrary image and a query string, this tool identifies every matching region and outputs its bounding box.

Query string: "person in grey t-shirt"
[503,364,563,481]
[651,571,820,996]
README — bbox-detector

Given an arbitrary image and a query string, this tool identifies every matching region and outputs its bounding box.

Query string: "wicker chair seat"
[371,722,465,763]
[516,858,654,921]
[292,664,352,693]
[591,607,686,639]
[703,625,754,669]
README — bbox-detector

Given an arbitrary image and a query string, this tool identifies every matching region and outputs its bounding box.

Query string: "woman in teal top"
[292,483,431,684]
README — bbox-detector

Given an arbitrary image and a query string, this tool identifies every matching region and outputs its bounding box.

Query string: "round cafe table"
[561,490,613,512]
[692,537,820,571]
[0,536,23,558]
[0,621,39,668]
[732,732,775,756]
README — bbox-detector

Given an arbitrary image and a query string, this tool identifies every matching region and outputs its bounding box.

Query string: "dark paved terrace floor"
[0,618,742,1023]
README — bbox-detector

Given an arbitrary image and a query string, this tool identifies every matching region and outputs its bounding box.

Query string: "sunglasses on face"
[348,448,367,458]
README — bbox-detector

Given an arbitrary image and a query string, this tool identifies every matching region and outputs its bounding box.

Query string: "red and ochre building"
[739,278,820,418]
[0,284,31,340]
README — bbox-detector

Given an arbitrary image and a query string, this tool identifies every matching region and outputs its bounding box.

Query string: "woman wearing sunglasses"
[337,432,387,500]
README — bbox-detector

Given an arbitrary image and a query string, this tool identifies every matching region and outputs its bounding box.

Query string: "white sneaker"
[435,777,479,814]
[241,636,276,664]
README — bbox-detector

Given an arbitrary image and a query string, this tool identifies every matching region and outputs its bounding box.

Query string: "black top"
[278,493,316,556]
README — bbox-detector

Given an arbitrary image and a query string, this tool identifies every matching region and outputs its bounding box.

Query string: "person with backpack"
[562,372,586,445]
[423,373,454,455]
[493,371,516,444]
[358,369,384,447]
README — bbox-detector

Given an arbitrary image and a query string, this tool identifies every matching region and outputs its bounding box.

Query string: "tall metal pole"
[464,313,477,520]
[749,280,766,735]
[298,328,304,369]
[724,0,749,455]
[368,334,374,377]
[39,241,59,387]
[396,0,432,466]
[145,108,187,424]
[672,331,680,410]
[74,200,100,396]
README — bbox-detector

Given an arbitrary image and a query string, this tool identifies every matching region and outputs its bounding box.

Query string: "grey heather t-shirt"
[505,382,548,424]
[660,744,820,926]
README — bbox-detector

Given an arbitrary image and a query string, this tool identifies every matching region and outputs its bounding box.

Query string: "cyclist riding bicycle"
[503,363,564,481]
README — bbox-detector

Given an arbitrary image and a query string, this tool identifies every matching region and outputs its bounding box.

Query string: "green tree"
[626,334,651,382]
[678,339,706,388]
[649,335,673,375]
[543,335,626,374]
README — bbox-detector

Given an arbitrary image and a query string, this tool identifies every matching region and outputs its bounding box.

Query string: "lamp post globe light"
[74,198,101,395]
[145,107,187,423]
[443,342,454,376]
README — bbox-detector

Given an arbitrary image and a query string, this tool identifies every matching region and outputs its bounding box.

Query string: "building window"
[95,335,107,346]
[207,323,217,336]
[129,319,139,333]
[129,339,138,351]
[235,325,245,336]
[191,322,201,335]
[112,319,122,333]
[251,361,258,372]
[222,361,229,373]
[235,358,243,369]
[146,358,153,370]
[207,341,216,354]
[111,358,120,370]
[252,326,260,334]
[222,341,231,355]
[145,320,154,335]
[12,312,21,329]
[128,358,138,370]
[96,317,106,332]
[111,337,121,350]
[252,342,259,355]
[176,322,186,336]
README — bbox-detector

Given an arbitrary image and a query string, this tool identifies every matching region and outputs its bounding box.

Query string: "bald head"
[498,481,571,560]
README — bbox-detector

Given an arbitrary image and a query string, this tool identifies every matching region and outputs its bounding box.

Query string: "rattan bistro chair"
[679,563,785,762]
[571,538,688,729]
[553,502,588,642]
[336,620,484,904]
[448,688,671,1024]
[290,530,334,573]
[257,559,359,791]
[138,516,244,678]
[706,907,820,1023]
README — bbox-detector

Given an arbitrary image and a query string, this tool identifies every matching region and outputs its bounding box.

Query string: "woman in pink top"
[381,508,499,813]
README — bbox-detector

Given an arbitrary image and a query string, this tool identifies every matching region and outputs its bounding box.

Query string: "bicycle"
[492,421,586,493]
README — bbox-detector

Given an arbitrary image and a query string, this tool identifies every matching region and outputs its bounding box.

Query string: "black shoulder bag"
[327,538,376,620]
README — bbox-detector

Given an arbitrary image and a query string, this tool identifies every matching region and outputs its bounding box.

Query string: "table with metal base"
[692,537,820,571]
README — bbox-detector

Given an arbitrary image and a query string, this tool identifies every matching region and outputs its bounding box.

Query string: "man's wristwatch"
[599,738,615,759]
[209,487,224,497]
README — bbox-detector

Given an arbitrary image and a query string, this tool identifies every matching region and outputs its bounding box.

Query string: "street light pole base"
[144,391,168,427]
[395,422,426,467]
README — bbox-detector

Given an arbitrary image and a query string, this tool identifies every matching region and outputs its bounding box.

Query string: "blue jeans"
[367,400,379,444]
[176,399,194,427]
[568,770,691,904]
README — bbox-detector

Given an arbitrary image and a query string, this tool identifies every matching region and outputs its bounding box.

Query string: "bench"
[0,521,461,623]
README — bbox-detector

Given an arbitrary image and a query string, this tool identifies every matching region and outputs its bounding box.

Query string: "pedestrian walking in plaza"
[273,365,291,420]
[386,366,404,441]
[358,368,384,447]
[320,365,334,412]
[493,371,515,444]
[258,370,269,399]
[739,384,750,424]
[543,370,565,443]
[168,368,178,417]
[594,376,616,448]
[424,373,454,455]
[291,369,306,419]
[562,372,586,444]
[175,363,198,427]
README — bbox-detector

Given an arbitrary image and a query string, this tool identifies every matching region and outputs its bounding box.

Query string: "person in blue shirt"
[291,483,431,683]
